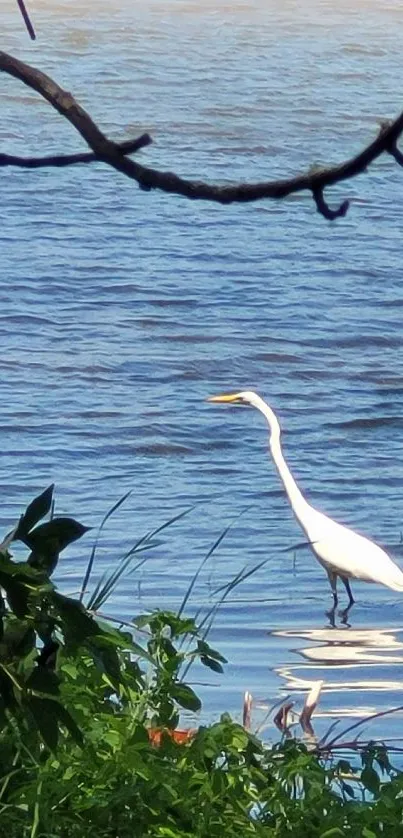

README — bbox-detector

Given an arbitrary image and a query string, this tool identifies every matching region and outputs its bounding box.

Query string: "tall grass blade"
[181,557,268,681]
[178,506,251,620]
[87,553,152,612]
[86,506,194,611]
[318,719,341,747]
[324,704,403,750]
[79,491,131,602]
[212,556,269,597]
[201,557,269,640]
[178,523,233,619]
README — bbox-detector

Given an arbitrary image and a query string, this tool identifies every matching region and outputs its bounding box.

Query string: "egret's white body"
[207,390,403,607]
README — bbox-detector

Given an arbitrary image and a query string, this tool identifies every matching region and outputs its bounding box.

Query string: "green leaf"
[197,640,227,663]
[362,829,377,838]
[27,518,91,558]
[341,782,355,799]
[0,560,51,617]
[55,703,84,747]
[59,662,78,680]
[25,518,90,576]
[171,683,201,712]
[0,619,35,660]
[337,759,352,774]
[0,663,21,708]
[27,695,83,749]
[0,557,49,582]
[26,667,60,696]
[103,729,121,749]
[54,595,156,672]
[27,696,59,751]
[200,655,224,673]
[128,725,149,748]
[0,574,30,618]
[361,766,380,795]
[17,485,54,539]
[90,644,121,683]
[320,829,345,838]
[374,747,391,774]
[52,592,100,642]
[0,697,8,731]
[93,619,155,665]
[132,614,152,629]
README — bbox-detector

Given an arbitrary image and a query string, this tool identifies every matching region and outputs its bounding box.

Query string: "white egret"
[207,390,403,609]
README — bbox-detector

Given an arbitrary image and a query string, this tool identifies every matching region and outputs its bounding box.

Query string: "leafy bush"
[0,488,402,837]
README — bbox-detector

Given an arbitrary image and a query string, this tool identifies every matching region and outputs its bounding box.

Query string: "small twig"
[386,143,403,167]
[16,0,36,41]
[312,187,349,220]
[379,119,403,167]
[0,134,152,169]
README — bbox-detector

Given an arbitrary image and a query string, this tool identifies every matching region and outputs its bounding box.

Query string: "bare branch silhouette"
[0,134,152,169]
[1,51,403,219]
[16,0,36,41]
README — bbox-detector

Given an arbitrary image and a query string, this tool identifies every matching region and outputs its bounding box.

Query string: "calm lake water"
[2,0,403,742]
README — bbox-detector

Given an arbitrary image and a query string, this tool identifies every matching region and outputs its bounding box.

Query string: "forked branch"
[1,50,403,220]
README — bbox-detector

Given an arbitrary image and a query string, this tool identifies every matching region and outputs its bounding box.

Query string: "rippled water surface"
[2,0,403,740]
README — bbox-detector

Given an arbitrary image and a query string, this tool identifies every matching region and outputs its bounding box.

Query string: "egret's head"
[207,390,260,408]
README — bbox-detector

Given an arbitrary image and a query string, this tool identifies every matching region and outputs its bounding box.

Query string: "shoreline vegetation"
[0,487,402,835]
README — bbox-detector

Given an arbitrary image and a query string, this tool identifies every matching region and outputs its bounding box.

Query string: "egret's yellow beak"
[206,393,243,404]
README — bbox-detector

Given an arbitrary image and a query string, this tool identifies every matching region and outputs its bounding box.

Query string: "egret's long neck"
[253,398,311,523]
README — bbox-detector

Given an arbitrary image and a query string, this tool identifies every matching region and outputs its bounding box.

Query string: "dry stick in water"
[1,51,403,219]
[299,680,324,736]
[243,691,253,730]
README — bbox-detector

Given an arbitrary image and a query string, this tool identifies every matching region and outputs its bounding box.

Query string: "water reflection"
[271,625,403,724]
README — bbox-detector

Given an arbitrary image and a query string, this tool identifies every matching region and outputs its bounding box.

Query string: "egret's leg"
[325,571,338,625]
[340,576,355,608]
[327,571,338,607]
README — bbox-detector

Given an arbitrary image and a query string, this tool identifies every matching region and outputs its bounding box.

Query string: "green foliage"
[0,487,403,837]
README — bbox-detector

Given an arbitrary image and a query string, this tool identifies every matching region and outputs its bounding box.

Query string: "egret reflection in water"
[269,624,403,739]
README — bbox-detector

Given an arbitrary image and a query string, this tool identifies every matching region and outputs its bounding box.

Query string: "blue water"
[2,0,403,742]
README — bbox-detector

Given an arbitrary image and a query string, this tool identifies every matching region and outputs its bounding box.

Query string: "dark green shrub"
[0,487,402,837]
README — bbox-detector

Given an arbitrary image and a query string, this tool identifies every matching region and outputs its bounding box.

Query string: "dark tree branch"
[1,50,403,219]
[378,118,403,167]
[16,0,36,41]
[0,134,152,169]
[388,144,403,166]
[312,187,349,221]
